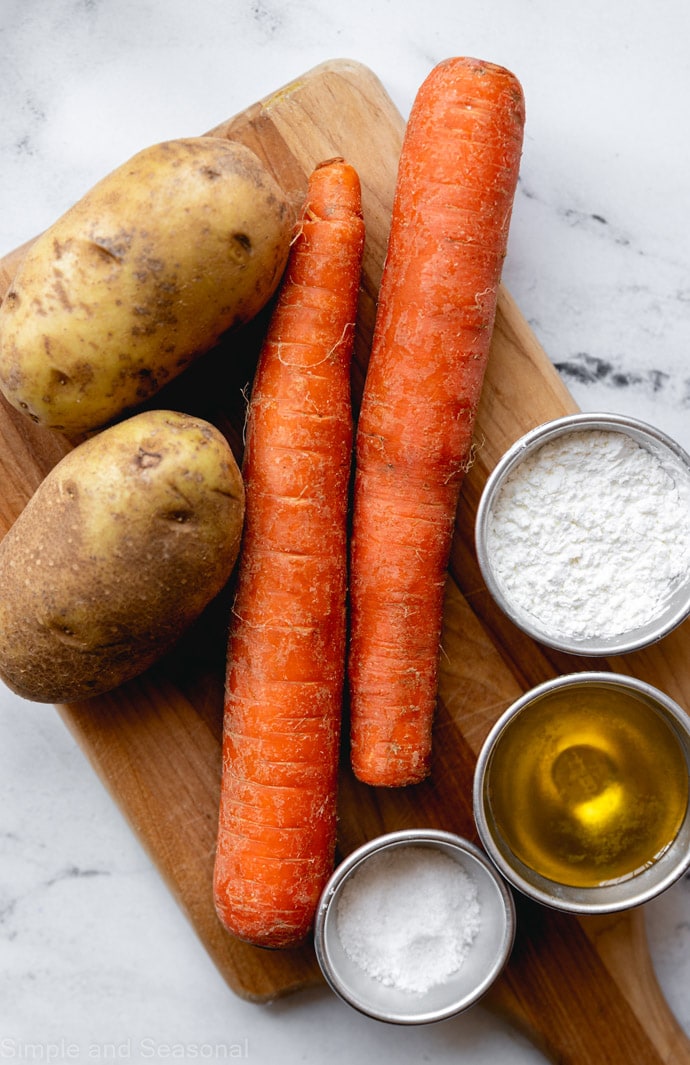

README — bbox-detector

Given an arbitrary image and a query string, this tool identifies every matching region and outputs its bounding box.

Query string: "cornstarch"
[336,845,481,994]
[487,429,690,639]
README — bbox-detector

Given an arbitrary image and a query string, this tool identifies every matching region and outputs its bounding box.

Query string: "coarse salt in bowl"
[474,412,690,655]
[313,829,515,1025]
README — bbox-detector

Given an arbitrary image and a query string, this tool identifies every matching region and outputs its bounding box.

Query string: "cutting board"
[2,59,690,1064]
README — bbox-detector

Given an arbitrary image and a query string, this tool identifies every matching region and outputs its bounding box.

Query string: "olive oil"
[486,682,689,888]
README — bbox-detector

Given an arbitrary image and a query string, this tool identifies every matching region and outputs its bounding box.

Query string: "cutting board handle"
[486,902,690,1064]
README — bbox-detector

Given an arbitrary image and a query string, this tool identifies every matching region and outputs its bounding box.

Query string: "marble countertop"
[1,2,689,1062]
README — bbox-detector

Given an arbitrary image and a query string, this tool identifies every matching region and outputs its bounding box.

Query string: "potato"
[0,409,244,703]
[0,137,293,436]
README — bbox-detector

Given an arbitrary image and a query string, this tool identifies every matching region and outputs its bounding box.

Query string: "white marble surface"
[1,1,690,1062]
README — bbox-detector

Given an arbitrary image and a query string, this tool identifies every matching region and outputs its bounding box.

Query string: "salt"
[336,845,481,994]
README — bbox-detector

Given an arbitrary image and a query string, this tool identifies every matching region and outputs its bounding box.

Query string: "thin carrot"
[213,158,365,948]
[348,57,525,787]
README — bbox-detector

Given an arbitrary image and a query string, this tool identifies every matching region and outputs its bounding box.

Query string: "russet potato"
[0,409,244,703]
[0,137,293,436]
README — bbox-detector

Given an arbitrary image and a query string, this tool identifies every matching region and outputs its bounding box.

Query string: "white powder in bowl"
[486,429,690,640]
[336,845,481,995]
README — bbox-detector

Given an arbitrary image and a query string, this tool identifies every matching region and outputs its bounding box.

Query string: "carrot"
[213,158,365,948]
[348,57,525,787]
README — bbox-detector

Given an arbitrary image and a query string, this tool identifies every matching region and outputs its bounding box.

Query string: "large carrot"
[349,58,525,787]
[213,158,365,948]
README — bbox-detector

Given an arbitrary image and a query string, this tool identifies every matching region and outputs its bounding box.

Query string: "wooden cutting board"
[2,59,690,1064]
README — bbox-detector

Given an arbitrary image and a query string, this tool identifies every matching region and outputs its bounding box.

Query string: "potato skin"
[0,137,293,435]
[0,409,244,703]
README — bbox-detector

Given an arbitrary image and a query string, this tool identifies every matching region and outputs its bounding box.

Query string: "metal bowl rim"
[313,828,516,1024]
[473,670,690,913]
[474,411,690,656]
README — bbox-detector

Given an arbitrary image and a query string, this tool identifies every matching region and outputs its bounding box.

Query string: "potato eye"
[232,232,252,252]
[161,509,194,524]
[136,449,162,469]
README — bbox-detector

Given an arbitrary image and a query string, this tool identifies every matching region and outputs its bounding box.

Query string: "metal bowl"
[313,828,515,1025]
[473,672,690,914]
[475,412,690,656]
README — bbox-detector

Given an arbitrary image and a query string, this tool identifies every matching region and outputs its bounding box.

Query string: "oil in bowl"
[474,673,690,913]
[486,678,688,887]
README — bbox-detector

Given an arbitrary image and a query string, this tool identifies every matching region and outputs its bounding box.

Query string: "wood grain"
[1,59,689,1062]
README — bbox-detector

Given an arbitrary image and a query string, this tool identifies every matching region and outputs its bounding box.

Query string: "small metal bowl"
[474,672,690,914]
[475,412,690,656]
[313,829,515,1025]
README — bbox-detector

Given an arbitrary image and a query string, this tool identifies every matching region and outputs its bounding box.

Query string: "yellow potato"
[0,409,244,703]
[0,137,293,436]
